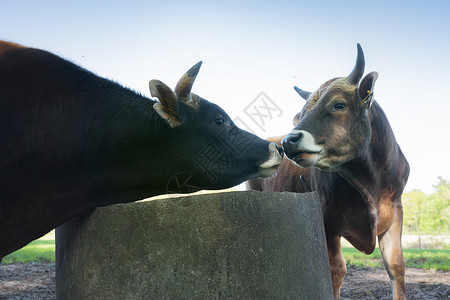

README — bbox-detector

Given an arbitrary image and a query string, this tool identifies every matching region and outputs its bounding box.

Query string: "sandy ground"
[0,262,448,299]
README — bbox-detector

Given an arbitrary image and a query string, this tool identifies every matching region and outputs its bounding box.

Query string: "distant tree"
[402,189,426,234]
[428,177,450,234]
[402,177,450,235]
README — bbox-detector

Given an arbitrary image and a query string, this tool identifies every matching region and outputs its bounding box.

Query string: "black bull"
[0,41,283,258]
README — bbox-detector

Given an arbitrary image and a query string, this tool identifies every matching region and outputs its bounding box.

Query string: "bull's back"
[0,40,124,189]
[0,40,26,57]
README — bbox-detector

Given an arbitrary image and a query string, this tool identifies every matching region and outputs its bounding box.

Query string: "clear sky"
[2,0,449,193]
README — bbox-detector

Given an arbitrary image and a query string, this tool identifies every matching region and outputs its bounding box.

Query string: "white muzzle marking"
[289,129,322,153]
[260,142,283,169]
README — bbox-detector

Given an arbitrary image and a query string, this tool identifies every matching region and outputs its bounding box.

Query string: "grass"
[2,233,449,272]
[342,247,384,268]
[402,248,450,271]
[342,247,450,271]
[1,230,55,264]
[1,240,55,264]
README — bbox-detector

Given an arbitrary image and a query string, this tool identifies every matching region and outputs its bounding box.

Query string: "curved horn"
[294,86,311,101]
[347,43,365,85]
[175,61,202,100]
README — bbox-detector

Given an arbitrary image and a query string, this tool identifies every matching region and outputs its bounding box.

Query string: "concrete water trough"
[56,191,333,299]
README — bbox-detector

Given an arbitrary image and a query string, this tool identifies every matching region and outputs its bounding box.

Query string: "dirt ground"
[341,266,449,300]
[0,262,55,299]
[0,262,448,299]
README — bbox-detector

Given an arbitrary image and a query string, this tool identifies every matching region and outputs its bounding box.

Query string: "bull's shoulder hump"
[0,40,26,57]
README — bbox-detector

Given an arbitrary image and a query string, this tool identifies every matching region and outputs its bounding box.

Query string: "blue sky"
[2,0,449,193]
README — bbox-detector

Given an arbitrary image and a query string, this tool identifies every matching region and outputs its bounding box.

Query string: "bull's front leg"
[378,203,408,300]
[327,235,346,299]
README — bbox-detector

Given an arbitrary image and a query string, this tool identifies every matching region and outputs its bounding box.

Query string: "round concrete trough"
[56,191,333,299]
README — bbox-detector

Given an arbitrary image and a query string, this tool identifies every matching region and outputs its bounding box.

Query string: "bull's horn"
[347,43,365,85]
[175,61,202,101]
[294,86,311,101]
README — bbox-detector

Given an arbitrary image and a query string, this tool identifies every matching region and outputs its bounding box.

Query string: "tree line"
[402,177,449,235]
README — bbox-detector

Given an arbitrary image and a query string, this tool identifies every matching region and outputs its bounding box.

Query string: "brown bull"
[248,44,410,299]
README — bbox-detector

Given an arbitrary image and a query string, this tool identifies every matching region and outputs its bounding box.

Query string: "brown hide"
[248,45,410,300]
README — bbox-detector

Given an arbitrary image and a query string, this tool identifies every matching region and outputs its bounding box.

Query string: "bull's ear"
[358,71,378,110]
[149,79,180,127]
[292,112,300,126]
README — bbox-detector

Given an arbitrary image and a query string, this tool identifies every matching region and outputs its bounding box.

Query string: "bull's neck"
[338,104,400,205]
[87,97,176,203]
[61,84,179,207]
[339,155,378,205]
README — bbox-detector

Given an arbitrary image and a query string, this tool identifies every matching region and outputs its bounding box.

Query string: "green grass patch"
[1,240,55,264]
[342,247,450,271]
[403,248,450,271]
[2,236,449,272]
[342,247,384,268]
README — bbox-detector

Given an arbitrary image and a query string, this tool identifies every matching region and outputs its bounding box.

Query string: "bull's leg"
[378,204,408,300]
[327,235,346,300]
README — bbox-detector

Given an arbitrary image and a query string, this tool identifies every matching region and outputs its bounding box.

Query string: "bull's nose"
[281,131,304,159]
[284,132,303,144]
[275,144,284,157]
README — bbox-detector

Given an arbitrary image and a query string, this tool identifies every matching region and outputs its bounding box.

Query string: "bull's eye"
[333,103,346,111]
[215,117,225,125]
